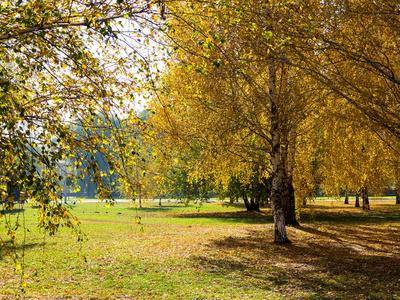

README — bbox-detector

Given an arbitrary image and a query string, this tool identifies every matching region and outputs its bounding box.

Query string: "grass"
[1,199,400,299]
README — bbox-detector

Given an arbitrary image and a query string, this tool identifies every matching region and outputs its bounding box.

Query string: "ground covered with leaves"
[1,200,400,299]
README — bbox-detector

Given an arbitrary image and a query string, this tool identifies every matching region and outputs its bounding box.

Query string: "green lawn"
[1,200,400,299]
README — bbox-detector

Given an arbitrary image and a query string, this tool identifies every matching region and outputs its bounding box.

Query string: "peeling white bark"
[269,60,290,243]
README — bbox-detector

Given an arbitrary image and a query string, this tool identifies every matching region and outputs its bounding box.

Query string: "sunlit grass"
[1,200,400,299]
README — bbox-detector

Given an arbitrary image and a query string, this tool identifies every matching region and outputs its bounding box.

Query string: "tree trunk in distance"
[281,137,299,226]
[159,195,162,206]
[259,195,266,207]
[281,174,299,225]
[287,127,299,225]
[250,197,261,212]
[395,161,400,204]
[269,60,290,243]
[243,194,252,212]
[344,187,349,204]
[286,175,298,225]
[355,193,360,207]
[362,187,370,210]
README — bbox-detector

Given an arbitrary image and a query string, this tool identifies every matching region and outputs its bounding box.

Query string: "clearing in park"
[1,199,400,299]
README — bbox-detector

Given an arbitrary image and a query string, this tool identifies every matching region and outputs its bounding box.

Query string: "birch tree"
[148,0,328,242]
[0,0,165,257]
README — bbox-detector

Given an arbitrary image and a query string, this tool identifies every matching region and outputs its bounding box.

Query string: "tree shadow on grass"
[192,225,400,299]
[302,203,400,213]
[126,206,187,213]
[174,210,274,225]
[216,202,272,210]
[301,213,400,224]
[0,242,46,261]
[0,208,25,215]
[300,205,400,225]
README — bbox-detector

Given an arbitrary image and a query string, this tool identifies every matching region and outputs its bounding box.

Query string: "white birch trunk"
[395,161,400,205]
[269,60,290,243]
